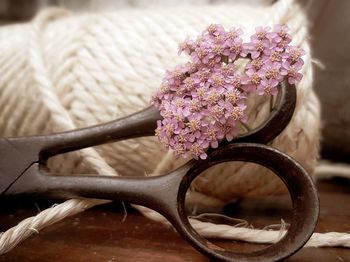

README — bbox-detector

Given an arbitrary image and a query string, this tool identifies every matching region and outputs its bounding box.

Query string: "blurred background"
[1,0,348,162]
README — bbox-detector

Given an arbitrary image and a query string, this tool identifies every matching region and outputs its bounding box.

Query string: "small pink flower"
[223,124,239,142]
[281,61,303,84]
[189,142,208,160]
[172,142,187,157]
[225,27,244,41]
[268,50,284,63]
[182,77,196,91]
[224,102,247,122]
[178,38,196,55]
[208,72,227,88]
[225,86,244,104]
[246,58,263,71]
[245,68,265,91]
[191,44,209,65]
[192,68,211,83]
[224,37,248,59]
[252,26,271,41]
[205,24,226,37]
[217,63,235,76]
[258,78,279,96]
[244,39,270,59]
[191,85,208,99]
[207,85,225,102]
[207,103,226,123]
[262,60,283,81]
[286,46,305,64]
[268,24,292,44]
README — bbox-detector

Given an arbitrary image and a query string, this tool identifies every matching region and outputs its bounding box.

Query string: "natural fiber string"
[0,198,109,254]
[315,161,350,180]
[0,0,348,254]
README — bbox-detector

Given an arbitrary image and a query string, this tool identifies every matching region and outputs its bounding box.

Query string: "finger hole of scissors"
[175,143,318,262]
[184,161,293,254]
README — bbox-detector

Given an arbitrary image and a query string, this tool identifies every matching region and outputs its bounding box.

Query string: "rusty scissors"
[0,82,319,262]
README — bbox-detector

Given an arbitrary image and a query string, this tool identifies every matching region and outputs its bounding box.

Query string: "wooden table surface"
[0,178,349,262]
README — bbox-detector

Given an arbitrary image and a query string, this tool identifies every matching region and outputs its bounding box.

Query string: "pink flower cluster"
[152,24,304,159]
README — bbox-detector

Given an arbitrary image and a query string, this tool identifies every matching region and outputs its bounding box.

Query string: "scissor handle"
[0,106,161,195]
[171,143,319,262]
[2,140,319,262]
[4,142,319,262]
[33,82,294,160]
[1,82,294,196]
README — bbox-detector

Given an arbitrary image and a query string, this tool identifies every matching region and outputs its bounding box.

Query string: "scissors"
[0,82,319,262]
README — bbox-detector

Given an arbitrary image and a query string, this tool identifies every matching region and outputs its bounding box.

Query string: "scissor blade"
[0,138,39,195]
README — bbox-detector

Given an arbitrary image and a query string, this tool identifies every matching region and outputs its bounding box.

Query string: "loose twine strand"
[0,0,349,255]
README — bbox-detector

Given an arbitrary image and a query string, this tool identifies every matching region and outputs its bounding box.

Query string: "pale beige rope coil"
[0,0,347,254]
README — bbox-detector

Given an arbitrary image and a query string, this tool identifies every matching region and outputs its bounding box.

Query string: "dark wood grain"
[0,179,349,262]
